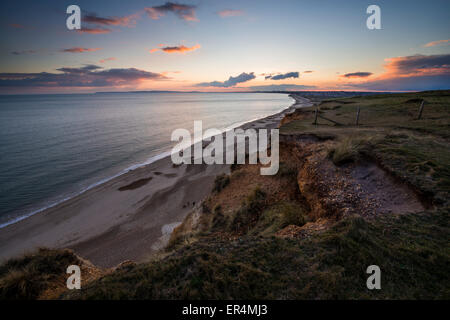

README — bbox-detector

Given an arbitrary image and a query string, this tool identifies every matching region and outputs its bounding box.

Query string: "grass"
[282,90,450,138]
[372,132,450,206]
[61,209,449,299]
[212,173,230,193]
[230,187,267,234]
[282,90,450,206]
[248,202,307,236]
[327,136,375,165]
[0,248,80,300]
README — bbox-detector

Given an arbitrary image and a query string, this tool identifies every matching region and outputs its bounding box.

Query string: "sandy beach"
[0,95,312,268]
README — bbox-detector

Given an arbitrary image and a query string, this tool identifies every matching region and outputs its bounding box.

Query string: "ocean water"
[0,92,293,227]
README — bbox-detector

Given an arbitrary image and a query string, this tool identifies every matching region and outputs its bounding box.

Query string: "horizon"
[0,0,449,94]
[0,89,404,96]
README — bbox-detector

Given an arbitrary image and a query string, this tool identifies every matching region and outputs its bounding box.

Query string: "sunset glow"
[0,0,449,94]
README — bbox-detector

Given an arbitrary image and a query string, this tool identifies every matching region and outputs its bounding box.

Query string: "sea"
[0,92,293,228]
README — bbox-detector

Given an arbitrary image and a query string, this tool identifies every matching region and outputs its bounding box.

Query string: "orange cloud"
[424,39,450,47]
[99,57,116,63]
[340,54,450,91]
[77,28,112,34]
[62,47,102,53]
[150,44,201,54]
[381,54,450,77]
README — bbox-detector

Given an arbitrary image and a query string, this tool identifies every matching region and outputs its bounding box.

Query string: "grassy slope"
[1,91,449,300]
[282,90,450,206]
[0,248,81,299]
[63,210,449,299]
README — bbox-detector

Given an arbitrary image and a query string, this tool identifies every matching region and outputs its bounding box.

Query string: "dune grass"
[0,248,80,300]
[61,209,449,299]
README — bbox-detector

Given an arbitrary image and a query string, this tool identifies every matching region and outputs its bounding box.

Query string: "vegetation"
[212,173,230,193]
[282,90,450,206]
[1,90,449,300]
[0,248,80,300]
[61,209,449,299]
[327,136,375,165]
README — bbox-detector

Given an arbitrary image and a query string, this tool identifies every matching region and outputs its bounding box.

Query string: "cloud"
[0,65,166,88]
[303,70,314,73]
[83,13,141,27]
[11,50,37,55]
[424,39,450,48]
[341,72,373,78]
[150,44,201,54]
[62,47,101,53]
[77,28,112,34]
[8,23,24,29]
[382,54,450,76]
[249,84,317,91]
[145,2,198,21]
[351,75,450,91]
[217,9,244,17]
[99,57,117,63]
[196,72,256,87]
[345,54,450,91]
[266,72,299,80]
[56,65,102,73]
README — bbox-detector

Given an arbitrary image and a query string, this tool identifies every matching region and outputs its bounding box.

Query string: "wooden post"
[314,107,318,125]
[318,114,342,126]
[417,101,425,119]
[355,106,360,126]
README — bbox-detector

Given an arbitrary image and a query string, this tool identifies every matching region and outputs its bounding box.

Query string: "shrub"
[281,204,306,227]
[328,136,373,165]
[231,187,266,233]
[0,248,80,300]
[213,174,230,193]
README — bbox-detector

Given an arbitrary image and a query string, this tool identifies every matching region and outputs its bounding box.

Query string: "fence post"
[355,106,360,126]
[417,101,425,120]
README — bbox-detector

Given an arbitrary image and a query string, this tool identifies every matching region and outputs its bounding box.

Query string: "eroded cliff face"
[169,128,428,246]
[290,137,426,222]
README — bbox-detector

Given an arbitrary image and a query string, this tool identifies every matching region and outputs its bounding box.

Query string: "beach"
[0,95,313,268]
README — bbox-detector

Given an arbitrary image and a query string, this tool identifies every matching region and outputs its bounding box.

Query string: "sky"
[0,0,449,93]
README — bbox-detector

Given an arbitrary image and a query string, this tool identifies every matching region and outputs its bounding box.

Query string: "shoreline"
[0,95,295,230]
[0,94,313,267]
